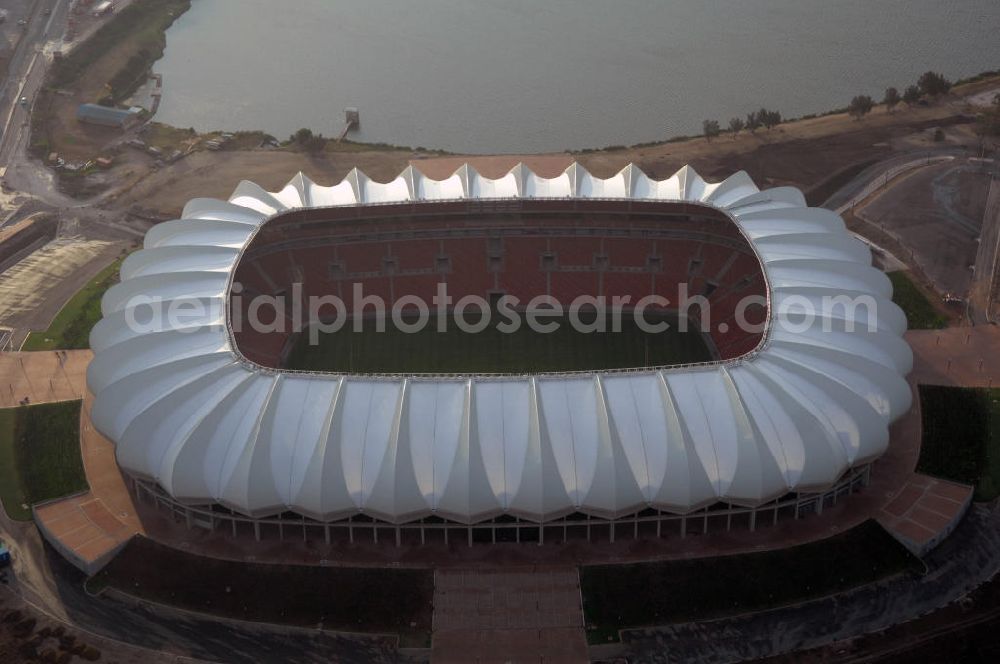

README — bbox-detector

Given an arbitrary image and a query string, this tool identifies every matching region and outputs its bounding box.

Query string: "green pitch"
[284,311,714,374]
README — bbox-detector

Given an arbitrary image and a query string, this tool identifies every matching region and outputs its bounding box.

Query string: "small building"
[76,103,140,130]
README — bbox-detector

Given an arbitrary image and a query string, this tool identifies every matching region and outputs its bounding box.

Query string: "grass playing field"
[88,535,435,647]
[918,385,1000,501]
[580,520,919,644]
[284,310,714,374]
[0,401,87,520]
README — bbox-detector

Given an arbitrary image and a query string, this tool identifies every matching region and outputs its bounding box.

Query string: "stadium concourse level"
[231,199,768,372]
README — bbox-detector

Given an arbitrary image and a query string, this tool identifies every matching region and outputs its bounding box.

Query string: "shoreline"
[27,1,1000,172]
[68,0,999,156]
[150,66,1000,157]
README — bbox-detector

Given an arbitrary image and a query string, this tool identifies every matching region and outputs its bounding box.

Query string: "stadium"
[86,163,913,547]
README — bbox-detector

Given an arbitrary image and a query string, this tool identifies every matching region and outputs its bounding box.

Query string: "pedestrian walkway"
[906,326,1000,387]
[432,567,587,663]
[33,492,135,576]
[34,388,146,574]
[0,353,144,575]
[0,350,89,406]
[878,473,973,556]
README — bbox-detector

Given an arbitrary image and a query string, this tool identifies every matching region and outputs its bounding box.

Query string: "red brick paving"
[432,567,587,663]
[877,474,972,555]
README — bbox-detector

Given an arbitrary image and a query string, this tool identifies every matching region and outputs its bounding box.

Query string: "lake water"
[154,0,1000,153]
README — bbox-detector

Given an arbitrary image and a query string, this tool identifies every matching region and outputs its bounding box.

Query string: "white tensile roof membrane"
[88,164,913,524]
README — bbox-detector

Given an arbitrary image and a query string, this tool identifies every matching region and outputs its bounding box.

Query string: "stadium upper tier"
[87,164,913,524]
[230,199,768,368]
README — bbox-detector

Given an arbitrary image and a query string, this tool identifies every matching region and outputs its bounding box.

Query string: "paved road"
[822,150,962,215]
[968,174,1000,324]
[817,150,968,273]
[0,0,78,207]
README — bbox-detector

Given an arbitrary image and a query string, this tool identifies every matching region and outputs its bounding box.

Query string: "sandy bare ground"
[967,86,1000,107]
[0,237,111,324]
[116,149,417,217]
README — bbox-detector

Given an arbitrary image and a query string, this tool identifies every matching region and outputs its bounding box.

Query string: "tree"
[728,117,745,138]
[291,127,326,153]
[883,87,900,113]
[745,111,761,133]
[903,85,922,106]
[918,71,952,97]
[702,119,721,142]
[848,95,875,120]
[758,108,782,130]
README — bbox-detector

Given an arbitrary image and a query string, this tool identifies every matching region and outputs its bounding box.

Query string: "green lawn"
[88,536,434,647]
[0,409,28,520]
[917,385,1000,500]
[48,0,192,99]
[285,311,713,373]
[889,271,949,330]
[0,401,87,521]
[23,257,124,351]
[580,520,919,644]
